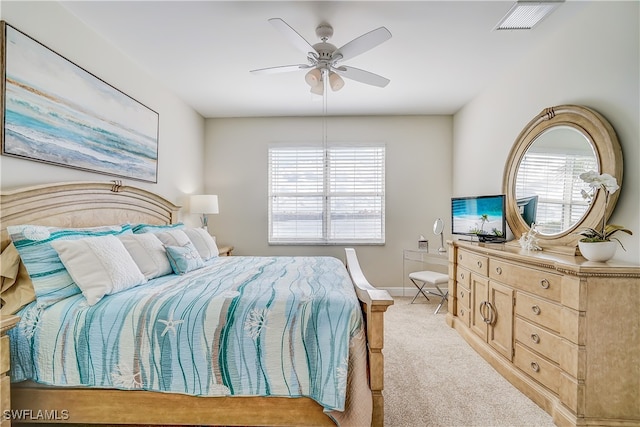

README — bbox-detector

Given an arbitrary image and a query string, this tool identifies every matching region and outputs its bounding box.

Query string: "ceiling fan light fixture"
[495,0,563,30]
[251,18,392,93]
[329,72,344,91]
[305,68,322,87]
[310,80,324,95]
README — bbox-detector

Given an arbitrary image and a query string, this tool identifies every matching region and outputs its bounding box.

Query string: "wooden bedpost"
[344,248,394,427]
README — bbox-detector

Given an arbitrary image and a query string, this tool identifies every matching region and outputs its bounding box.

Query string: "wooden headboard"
[0,181,181,250]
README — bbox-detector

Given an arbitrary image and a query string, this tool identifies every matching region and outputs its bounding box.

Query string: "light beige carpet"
[383,297,556,427]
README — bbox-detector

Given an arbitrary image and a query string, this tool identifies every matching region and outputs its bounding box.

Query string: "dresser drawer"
[489,259,561,302]
[457,283,471,310]
[516,293,561,333]
[514,343,560,394]
[0,336,9,374]
[514,317,561,364]
[457,304,471,328]
[457,249,488,276]
[456,266,471,288]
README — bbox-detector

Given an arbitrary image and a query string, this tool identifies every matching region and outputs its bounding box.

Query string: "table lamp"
[190,195,219,232]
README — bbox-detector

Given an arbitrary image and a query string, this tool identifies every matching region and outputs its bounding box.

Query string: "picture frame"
[1,21,159,183]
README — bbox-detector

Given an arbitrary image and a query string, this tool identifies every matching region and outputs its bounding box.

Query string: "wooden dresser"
[1,315,20,427]
[447,240,640,427]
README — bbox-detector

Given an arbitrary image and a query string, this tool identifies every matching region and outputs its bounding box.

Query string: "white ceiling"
[60,1,586,118]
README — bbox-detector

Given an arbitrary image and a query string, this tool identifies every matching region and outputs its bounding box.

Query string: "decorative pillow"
[183,228,219,260]
[165,242,204,275]
[51,235,146,306]
[0,242,36,314]
[118,234,173,280]
[154,229,192,247]
[7,224,133,306]
[132,223,185,234]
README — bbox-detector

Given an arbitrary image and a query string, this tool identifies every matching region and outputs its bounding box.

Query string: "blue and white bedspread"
[9,256,370,421]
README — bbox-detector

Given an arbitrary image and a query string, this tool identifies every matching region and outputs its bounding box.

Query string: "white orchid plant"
[578,170,632,249]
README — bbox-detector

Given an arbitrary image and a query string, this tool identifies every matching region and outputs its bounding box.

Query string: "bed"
[0,181,393,426]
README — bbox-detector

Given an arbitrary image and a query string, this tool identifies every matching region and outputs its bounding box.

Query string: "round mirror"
[514,125,597,235]
[503,105,622,251]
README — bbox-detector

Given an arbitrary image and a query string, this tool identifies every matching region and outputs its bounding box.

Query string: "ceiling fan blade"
[250,64,312,74]
[268,18,317,57]
[333,27,392,62]
[334,66,390,88]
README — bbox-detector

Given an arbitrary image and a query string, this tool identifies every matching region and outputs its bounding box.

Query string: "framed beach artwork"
[1,21,159,182]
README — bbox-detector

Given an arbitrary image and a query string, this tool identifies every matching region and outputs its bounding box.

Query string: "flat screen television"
[516,195,538,227]
[451,194,506,242]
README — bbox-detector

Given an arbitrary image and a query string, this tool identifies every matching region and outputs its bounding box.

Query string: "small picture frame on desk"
[418,240,429,251]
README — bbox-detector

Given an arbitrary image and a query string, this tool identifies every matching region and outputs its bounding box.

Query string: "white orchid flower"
[579,170,600,183]
[597,173,619,194]
[580,170,619,194]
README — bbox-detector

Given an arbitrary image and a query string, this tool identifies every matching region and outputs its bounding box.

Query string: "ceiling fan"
[250,18,392,95]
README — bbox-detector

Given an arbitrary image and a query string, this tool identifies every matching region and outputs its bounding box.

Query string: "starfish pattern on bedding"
[111,364,142,389]
[244,308,269,340]
[20,303,46,339]
[158,310,184,337]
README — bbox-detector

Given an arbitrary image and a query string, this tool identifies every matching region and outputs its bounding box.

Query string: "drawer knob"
[460,272,465,280]
[531,333,540,344]
[460,291,465,298]
[477,261,483,268]
[495,266,502,275]
[540,279,550,289]
[530,362,540,373]
[460,309,465,317]
[531,305,541,315]
[459,254,463,261]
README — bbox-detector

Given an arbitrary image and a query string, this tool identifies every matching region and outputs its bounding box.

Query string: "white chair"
[409,270,449,314]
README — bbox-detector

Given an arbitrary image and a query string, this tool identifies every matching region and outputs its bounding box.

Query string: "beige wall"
[454,2,639,264]
[0,1,206,213]
[203,116,453,290]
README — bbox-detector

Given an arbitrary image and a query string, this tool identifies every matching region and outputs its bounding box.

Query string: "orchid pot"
[578,240,618,262]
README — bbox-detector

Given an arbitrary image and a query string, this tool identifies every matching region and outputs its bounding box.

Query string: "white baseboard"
[379,287,448,300]
[380,287,414,297]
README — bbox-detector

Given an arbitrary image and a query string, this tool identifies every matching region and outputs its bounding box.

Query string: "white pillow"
[155,229,192,247]
[183,228,219,260]
[51,235,147,306]
[118,234,172,279]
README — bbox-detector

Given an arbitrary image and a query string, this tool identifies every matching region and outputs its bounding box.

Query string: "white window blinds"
[516,151,597,234]
[269,144,385,244]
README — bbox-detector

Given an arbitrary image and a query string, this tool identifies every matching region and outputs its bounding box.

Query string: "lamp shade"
[310,80,324,95]
[329,72,344,91]
[305,68,322,87]
[190,195,219,214]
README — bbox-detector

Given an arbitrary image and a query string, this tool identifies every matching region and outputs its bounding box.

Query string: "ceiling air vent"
[495,0,564,30]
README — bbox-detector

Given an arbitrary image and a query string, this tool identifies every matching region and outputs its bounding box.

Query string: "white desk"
[402,249,448,297]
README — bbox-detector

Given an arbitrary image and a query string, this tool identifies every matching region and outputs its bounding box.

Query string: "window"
[515,150,597,234]
[268,144,385,244]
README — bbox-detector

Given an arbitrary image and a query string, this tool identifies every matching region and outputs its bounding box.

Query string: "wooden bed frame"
[0,181,394,426]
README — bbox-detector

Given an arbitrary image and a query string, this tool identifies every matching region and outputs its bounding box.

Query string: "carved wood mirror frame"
[503,105,623,253]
